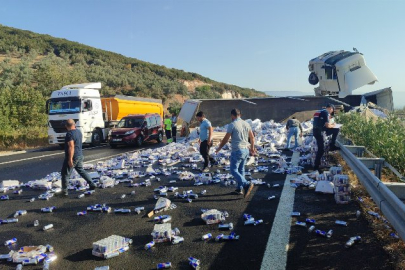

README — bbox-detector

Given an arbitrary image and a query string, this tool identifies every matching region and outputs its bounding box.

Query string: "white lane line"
[85,147,147,163]
[0,145,108,166]
[260,151,300,270]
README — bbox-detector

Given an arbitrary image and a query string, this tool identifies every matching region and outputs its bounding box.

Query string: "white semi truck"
[308,49,378,97]
[46,82,163,147]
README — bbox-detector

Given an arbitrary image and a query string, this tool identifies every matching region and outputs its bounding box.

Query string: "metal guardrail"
[336,140,405,241]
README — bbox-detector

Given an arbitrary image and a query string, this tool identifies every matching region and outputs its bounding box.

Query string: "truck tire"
[91,130,102,147]
[308,72,319,85]
[135,135,143,147]
[157,132,163,143]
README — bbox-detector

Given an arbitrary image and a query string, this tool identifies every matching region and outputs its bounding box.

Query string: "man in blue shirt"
[196,111,215,172]
[216,109,256,199]
[312,104,340,171]
[59,119,96,197]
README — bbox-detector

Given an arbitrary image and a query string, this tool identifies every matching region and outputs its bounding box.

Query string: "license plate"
[113,139,122,142]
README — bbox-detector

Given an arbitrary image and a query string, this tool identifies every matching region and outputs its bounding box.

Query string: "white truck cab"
[308,50,378,97]
[47,82,105,147]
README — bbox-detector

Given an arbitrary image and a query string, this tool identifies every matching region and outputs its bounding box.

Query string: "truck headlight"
[124,130,135,135]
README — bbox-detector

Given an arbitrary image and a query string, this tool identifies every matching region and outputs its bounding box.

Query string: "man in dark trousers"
[59,119,96,196]
[312,104,340,171]
[196,111,215,172]
[171,112,177,143]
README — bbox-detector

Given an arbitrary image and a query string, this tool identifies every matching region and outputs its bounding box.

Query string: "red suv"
[109,114,164,148]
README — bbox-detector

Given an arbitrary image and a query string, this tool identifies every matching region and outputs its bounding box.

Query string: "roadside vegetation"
[0,24,264,150]
[337,112,405,176]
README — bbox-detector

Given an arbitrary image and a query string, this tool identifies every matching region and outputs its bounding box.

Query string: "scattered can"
[77,211,87,216]
[201,233,213,241]
[335,220,348,226]
[29,197,35,202]
[254,219,263,226]
[308,225,315,233]
[219,223,234,230]
[156,262,172,269]
[291,212,300,216]
[43,224,53,231]
[296,221,307,227]
[104,252,119,259]
[201,190,207,195]
[172,227,181,236]
[356,210,361,219]
[345,236,361,248]
[144,241,155,250]
[77,194,85,199]
[326,230,333,238]
[34,220,39,227]
[4,238,17,246]
[215,234,224,242]
[171,236,184,245]
[188,257,201,265]
[315,230,327,237]
[130,190,136,195]
[121,194,126,199]
[134,207,145,214]
[268,195,276,200]
[305,218,315,224]
[41,207,56,213]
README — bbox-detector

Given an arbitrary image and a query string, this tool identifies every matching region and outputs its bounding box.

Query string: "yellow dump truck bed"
[101,95,163,122]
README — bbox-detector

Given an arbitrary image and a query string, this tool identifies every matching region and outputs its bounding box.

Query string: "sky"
[1,0,404,108]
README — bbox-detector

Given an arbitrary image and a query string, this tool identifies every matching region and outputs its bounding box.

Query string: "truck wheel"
[157,132,163,143]
[135,135,143,147]
[91,130,102,146]
[308,72,319,85]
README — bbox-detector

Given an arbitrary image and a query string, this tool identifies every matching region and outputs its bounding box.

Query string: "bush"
[337,113,405,175]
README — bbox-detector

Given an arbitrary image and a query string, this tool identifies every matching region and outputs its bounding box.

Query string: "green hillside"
[0,24,264,149]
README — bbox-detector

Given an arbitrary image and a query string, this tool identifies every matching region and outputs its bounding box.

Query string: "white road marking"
[85,147,147,163]
[0,145,108,165]
[260,151,300,270]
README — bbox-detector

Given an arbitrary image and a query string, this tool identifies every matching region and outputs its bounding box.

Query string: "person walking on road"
[171,112,178,143]
[196,111,215,172]
[312,103,341,171]
[216,109,256,198]
[285,117,303,149]
[164,115,173,143]
[60,119,96,197]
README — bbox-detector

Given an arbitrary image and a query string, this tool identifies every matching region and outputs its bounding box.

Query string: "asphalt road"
[0,143,395,270]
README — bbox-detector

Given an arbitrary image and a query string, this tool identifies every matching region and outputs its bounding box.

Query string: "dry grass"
[332,153,405,269]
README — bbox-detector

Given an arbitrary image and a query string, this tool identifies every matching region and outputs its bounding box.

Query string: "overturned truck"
[178,88,393,128]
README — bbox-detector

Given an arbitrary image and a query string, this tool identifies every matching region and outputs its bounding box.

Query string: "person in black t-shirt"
[59,119,96,197]
[312,104,340,171]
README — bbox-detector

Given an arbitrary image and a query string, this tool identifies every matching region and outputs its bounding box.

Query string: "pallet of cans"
[333,174,350,204]
[151,223,172,243]
[8,245,56,265]
[92,235,132,259]
[201,209,226,225]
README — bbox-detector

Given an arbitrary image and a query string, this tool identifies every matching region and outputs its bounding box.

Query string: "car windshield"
[49,99,81,114]
[117,118,144,128]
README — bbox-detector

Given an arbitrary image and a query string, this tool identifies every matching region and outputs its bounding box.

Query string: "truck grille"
[49,119,78,133]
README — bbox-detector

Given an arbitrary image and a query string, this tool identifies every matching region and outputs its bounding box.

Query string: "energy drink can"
[254,219,263,226]
[104,252,119,259]
[326,230,333,238]
[34,220,39,227]
[201,233,212,241]
[291,212,300,217]
[4,238,17,245]
[308,225,315,233]
[156,262,172,269]
[134,207,144,214]
[43,224,54,231]
[345,236,361,248]
[305,218,316,224]
[215,234,224,242]
[41,207,56,213]
[201,190,207,195]
[144,241,155,250]
[171,236,184,245]
[356,210,361,218]
[77,211,87,216]
[268,196,276,200]
[335,220,347,226]
[188,257,200,265]
[296,221,307,227]
[78,194,85,199]
[315,230,327,237]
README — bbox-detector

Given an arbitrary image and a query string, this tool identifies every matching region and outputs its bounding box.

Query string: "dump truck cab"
[47,82,105,147]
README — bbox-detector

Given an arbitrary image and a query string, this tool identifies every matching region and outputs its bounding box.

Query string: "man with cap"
[312,104,340,171]
[59,119,96,197]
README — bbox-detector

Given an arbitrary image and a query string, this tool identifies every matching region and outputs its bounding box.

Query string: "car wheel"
[135,135,143,147]
[157,132,163,143]
[91,130,102,146]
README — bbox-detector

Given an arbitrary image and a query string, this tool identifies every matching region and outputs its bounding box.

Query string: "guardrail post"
[358,158,385,179]
[343,145,365,157]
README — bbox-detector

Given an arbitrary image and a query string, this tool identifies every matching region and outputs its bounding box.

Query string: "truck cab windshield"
[117,118,144,128]
[49,98,81,114]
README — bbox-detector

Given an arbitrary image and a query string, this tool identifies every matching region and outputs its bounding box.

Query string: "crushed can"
[156,262,172,269]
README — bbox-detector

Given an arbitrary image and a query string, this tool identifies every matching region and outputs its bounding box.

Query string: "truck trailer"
[46,82,163,147]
